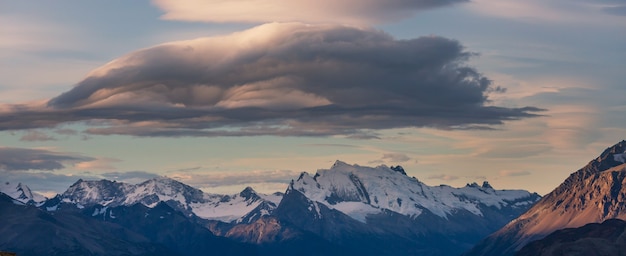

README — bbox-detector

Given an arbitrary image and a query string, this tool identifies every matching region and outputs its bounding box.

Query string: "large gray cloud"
[0,147,94,171]
[0,23,542,137]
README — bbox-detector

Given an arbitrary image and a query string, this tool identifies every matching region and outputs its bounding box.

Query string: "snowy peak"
[128,176,207,208]
[62,179,133,206]
[293,161,540,222]
[57,177,282,223]
[239,186,260,201]
[0,181,46,204]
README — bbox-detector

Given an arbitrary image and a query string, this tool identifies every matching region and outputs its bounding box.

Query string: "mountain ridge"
[465,140,626,256]
[2,159,544,255]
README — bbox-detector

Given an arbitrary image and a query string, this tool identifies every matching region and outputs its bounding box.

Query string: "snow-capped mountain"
[57,176,281,223]
[240,161,541,256]
[466,140,626,256]
[292,160,539,223]
[0,181,46,204]
[17,160,544,256]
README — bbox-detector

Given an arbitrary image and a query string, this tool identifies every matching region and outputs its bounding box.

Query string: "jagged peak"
[466,182,480,188]
[239,186,260,200]
[560,140,626,187]
[70,178,85,187]
[465,181,494,190]
[296,172,309,181]
[332,160,349,168]
[390,165,407,175]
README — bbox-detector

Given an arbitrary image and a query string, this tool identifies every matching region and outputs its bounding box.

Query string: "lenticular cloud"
[152,0,468,24]
[0,23,542,137]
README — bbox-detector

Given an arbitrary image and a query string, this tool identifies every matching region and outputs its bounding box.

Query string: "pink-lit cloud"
[151,0,468,25]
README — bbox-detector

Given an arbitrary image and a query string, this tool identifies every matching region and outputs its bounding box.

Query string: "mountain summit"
[0,181,46,205]
[466,140,626,256]
[270,160,540,255]
[292,160,539,222]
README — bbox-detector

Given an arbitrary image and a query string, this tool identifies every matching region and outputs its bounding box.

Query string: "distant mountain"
[466,140,626,256]
[0,193,172,256]
[57,176,281,223]
[0,181,46,205]
[517,219,626,256]
[262,161,541,255]
[0,191,257,256]
[3,161,542,255]
[293,161,538,223]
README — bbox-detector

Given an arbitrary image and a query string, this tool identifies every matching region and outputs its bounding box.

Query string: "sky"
[1,0,625,197]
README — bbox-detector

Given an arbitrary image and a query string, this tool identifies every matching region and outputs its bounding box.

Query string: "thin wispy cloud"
[382,153,412,163]
[467,0,626,25]
[0,23,542,138]
[167,169,301,188]
[152,0,468,25]
[19,130,56,142]
[74,157,121,170]
[0,147,94,171]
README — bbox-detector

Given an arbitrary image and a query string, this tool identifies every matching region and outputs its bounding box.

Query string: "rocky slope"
[466,140,626,256]
[0,193,172,256]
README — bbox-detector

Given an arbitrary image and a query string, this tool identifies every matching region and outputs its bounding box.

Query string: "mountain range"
[1,160,540,255]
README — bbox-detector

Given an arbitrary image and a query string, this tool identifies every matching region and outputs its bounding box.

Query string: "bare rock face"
[466,140,626,256]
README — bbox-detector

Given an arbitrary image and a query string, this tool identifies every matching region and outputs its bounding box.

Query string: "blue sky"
[1,0,625,196]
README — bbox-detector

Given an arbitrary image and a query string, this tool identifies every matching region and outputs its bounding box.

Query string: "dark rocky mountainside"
[0,192,257,256]
[0,194,171,256]
[516,219,626,256]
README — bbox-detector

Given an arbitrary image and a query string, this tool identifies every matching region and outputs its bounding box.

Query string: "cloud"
[467,0,626,25]
[167,169,300,188]
[19,130,56,142]
[0,23,542,138]
[303,143,358,148]
[499,170,531,177]
[55,128,79,135]
[369,153,412,164]
[427,174,459,181]
[0,147,94,171]
[382,153,411,163]
[603,5,626,16]
[74,157,121,170]
[151,0,468,25]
